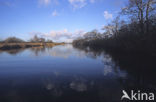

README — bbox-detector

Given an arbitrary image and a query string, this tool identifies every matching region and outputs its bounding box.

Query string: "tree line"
[0,35,53,43]
[73,0,156,55]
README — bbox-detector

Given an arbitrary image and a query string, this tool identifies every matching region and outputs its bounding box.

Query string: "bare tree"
[112,16,120,37]
[30,35,40,42]
[84,29,101,40]
[121,0,156,33]
[145,0,156,32]
[102,24,114,38]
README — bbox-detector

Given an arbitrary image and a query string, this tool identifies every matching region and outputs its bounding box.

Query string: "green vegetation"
[73,0,156,56]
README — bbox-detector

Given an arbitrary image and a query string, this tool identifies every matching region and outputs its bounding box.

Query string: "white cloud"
[30,29,86,43]
[38,0,97,9]
[103,11,113,20]
[38,0,98,8]
[68,0,87,9]
[39,0,51,6]
[52,10,58,16]
[46,29,70,39]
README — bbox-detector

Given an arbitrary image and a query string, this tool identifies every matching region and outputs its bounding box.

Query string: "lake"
[0,44,156,102]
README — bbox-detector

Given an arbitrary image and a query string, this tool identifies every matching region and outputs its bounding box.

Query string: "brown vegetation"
[0,35,65,50]
[0,42,62,49]
[0,42,64,50]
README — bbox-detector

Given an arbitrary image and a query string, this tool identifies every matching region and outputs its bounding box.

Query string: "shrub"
[4,37,25,43]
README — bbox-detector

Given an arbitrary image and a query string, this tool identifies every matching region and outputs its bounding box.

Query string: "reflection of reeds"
[0,43,65,55]
[0,42,64,50]
[0,48,25,55]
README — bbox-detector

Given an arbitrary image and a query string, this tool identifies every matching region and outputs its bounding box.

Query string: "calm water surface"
[0,44,155,102]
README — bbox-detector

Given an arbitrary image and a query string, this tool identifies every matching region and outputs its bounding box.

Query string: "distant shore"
[0,42,65,50]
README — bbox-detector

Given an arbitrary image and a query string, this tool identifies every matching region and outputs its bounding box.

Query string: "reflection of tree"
[74,47,102,59]
[29,46,46,56]
[75,45,156,97]
[1,44,156,101]
[74,46,128,78]
[0,48,25,55]
[113,54,156,94]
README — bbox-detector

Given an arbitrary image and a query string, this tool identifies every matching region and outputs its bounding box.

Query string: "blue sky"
[0,0,126,42]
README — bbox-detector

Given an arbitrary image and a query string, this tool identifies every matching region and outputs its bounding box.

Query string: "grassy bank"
[0,42,65,50]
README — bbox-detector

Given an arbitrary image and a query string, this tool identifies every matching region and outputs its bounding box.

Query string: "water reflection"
[70,77,87,92]
[30,46,46,56]
[0,44,155,102]
[74,46,156,95]
[0,48,25,55]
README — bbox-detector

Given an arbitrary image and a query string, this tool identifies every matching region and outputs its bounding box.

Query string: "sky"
[0,0,127,42]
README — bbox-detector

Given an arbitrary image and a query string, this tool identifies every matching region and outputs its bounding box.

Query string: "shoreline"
[0,42,65,50]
